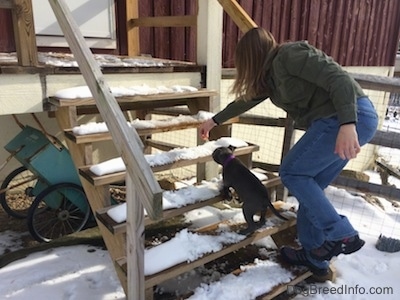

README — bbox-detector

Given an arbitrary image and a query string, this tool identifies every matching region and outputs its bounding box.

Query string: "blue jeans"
[279,97,378,267]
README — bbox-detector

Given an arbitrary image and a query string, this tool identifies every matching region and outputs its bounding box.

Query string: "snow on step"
[143,217,294,277]
[107,171,269,224]
[187,259,296,300]
[54,84,199,100]
[89,137,250,176]
[141,217,297,283]
[107,178,222,223]
[145,228,245,276]
[72,110,214,136]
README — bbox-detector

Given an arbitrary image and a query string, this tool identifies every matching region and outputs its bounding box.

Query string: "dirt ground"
[0,206,40,251]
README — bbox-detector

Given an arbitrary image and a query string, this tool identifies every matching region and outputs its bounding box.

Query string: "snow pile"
[188,259,294,300]
[72,111,215,135]
[54,84,198,99]
[89,137,249,176]
[107,171,268,224]
[107,178,222,223]
[145,228,245,276]
[37,52,170,68]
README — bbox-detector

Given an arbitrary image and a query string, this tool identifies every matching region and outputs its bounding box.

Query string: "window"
[32,0,116,49]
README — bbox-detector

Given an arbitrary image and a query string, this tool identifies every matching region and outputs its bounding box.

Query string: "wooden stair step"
[375,158,400,180]
[79,143,260,186]
[97,195,224,234]
[181,265,315,300]
[149,106,191,116]
[49,89,218,108]
[235,267,312,300]
[64,120,203,144]
[144,138,182,152]
[96,177,283,235]
[116,217,297,289]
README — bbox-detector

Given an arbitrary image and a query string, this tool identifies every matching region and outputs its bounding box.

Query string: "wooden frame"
[0,0,38,66]
[125,0,198,57]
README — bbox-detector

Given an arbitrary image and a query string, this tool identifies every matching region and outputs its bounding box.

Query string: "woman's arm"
[199,97,265,140]
[212,97,265,125]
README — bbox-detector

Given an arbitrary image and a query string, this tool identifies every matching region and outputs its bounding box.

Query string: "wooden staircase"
[48,88,323,299]
[44,1,335,299]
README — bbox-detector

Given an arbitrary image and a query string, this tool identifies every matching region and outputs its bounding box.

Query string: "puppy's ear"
[228,145,236,152]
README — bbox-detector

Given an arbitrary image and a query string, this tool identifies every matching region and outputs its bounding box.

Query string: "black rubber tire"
[27,182,90,243]
[0,166,38,219]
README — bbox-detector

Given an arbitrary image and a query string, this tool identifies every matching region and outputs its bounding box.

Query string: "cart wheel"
[0,166,38,219]
[27,182,91,243]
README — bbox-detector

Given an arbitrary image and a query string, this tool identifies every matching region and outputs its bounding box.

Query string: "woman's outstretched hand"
[335,123,360,160]
[199,118,217,140]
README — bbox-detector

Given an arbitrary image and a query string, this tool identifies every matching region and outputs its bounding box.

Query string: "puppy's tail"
[269,202,288,220]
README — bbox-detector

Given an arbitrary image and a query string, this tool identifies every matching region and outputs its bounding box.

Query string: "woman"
[199,28,378,276]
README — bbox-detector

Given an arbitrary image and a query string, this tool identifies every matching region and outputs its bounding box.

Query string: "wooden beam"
[10,0,38,66]
[130,15,197,28]
[224,69,400,94]
[332,175,400,200]
[126,176,145,299]
[217,0,257,33]
[125,0,140,56]
[48,0,162,218]
[351,72,400,94]
[369,130,400,150]
[239,114,286,127]
[376,158,400,180]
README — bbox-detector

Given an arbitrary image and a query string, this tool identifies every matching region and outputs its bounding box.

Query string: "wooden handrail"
[217,0,257,33]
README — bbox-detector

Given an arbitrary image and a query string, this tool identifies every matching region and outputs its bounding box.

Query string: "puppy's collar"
[223,154,235,167]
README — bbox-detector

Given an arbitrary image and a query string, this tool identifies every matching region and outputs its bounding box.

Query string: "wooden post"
[0,0,38,66]
[197,0,223,180]
[126,174,145,299]
[126,0,140,56]
[277,115,295,201]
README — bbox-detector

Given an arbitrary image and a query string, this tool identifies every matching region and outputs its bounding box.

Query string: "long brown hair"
[231,27,279,101]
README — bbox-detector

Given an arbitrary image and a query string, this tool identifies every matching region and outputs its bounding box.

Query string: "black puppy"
[212,146,287,235]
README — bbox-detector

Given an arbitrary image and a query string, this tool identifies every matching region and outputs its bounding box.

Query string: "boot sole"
[311,238,365,261]
[280,248,328,276]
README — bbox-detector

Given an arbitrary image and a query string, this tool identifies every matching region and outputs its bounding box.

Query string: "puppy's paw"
[238,227,256,236]
[257,220,266,228]
[221,187,233,200]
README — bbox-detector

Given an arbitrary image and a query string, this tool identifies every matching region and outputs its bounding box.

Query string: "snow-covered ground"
[0,178,399,299]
